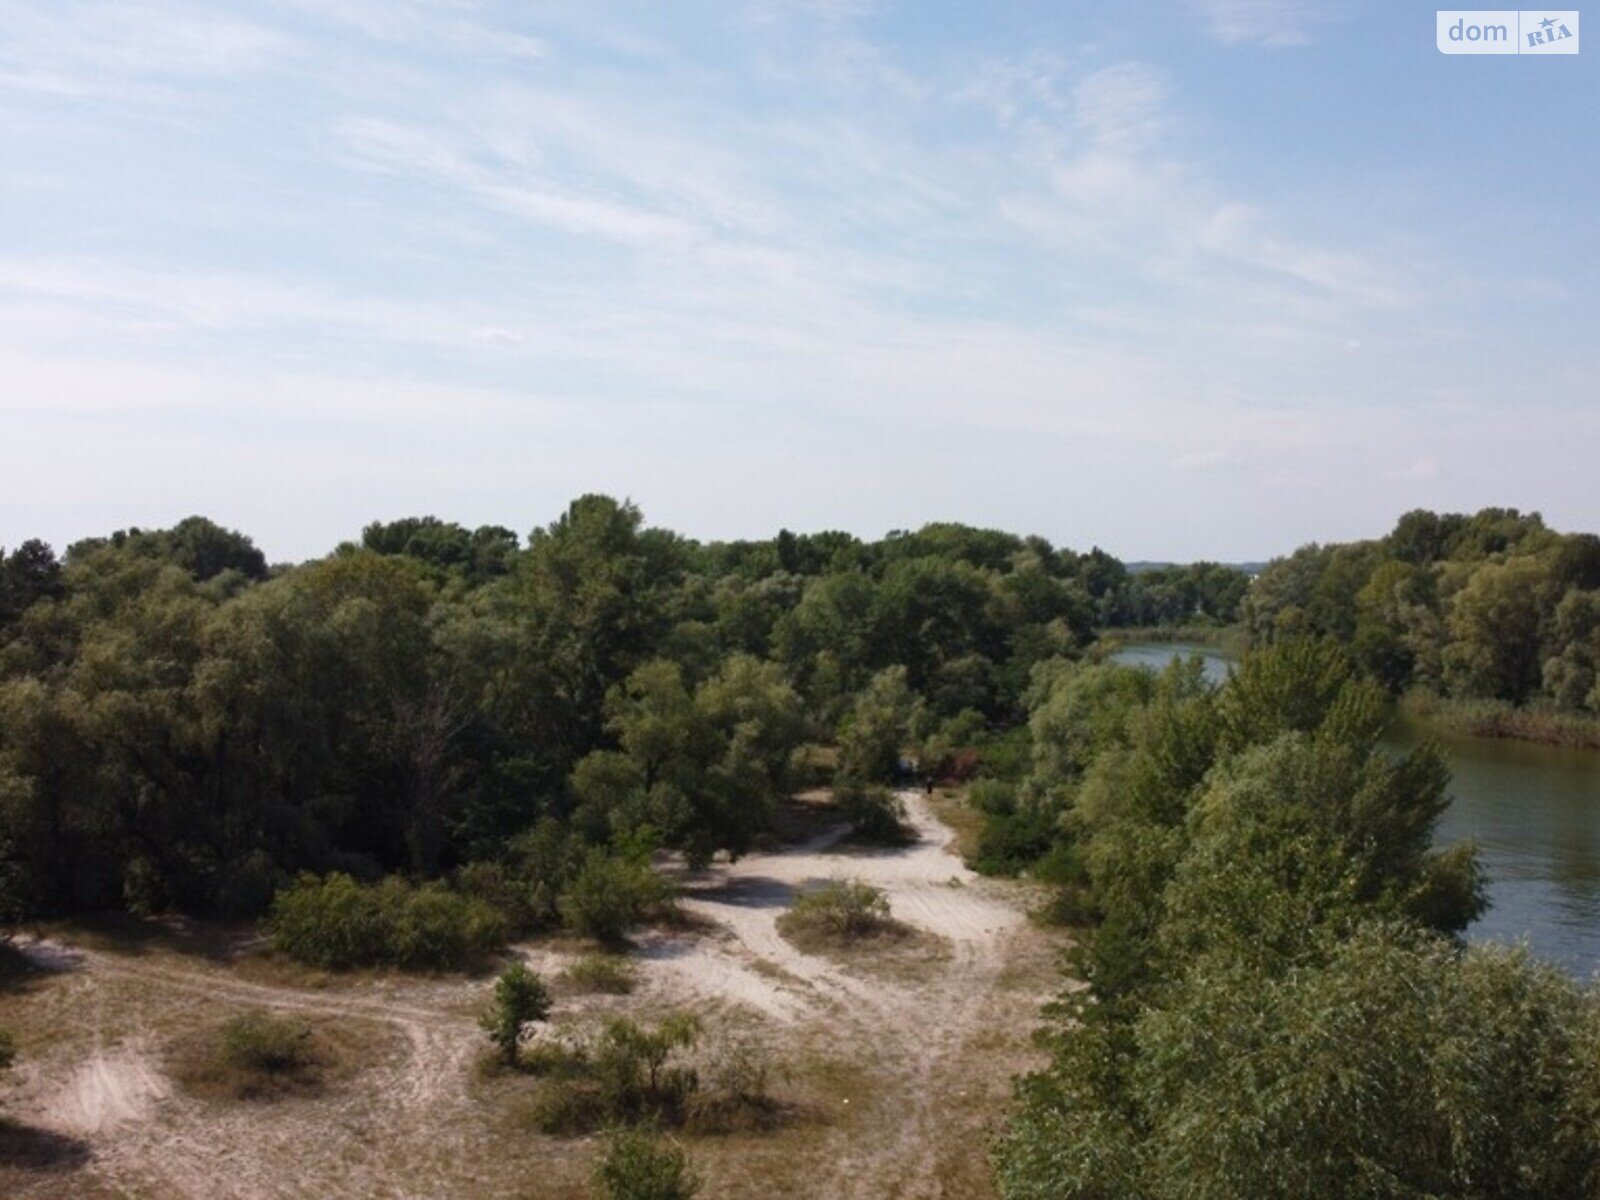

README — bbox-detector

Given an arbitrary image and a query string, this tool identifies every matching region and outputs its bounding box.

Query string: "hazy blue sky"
[2,1,1595,562]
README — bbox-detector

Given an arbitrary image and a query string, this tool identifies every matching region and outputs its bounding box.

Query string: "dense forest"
[0,497,1246,924]
[6,500,1600,1197]
[1247,507,1600,715]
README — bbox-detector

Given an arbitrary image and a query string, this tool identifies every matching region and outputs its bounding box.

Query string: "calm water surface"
[1111,642,1600,975]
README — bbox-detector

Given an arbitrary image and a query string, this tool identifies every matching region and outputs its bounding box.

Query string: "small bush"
[454,860,544,933]
[778,880,895,945]
[971,805,1057,877]
[686,1032,786,1134]
[973,725,1032,782]
[593,1127,701,1200]
[175,1010,331,1101]
[559,852,676,944]
[528,1013,702,1135]
[563,954,637,995]
[967,779,1018,816]
[269,873,507,970]
[518,1034,589,1079]
[593,1014,701,1122]
[836,783,911,844]
[480,963,552,1065]
[219,1010,311,1074]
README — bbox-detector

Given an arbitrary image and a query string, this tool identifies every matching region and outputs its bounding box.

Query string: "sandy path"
[645,791,1053,1199]
[1,790,1056,1200]
[43,1044,171,1136]
[4,938,499,1200]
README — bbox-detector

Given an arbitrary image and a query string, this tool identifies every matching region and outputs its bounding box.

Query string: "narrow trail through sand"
[2,790,1057,1200]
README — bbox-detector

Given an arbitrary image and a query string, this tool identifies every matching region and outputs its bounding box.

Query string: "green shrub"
[687,1031,786,1133]
[480,963,552,1065]
[835,783,911,844]
[971,805,1057,877]
[175,1010,329,1101]
[269,872,508,970]
[519,1036,589,1079]
[967,778,1018,816]
[593,1127,701,1200]
[593,1014,701,1121]
[389,880,509,968]
[529,1013,702,1135]
[973,724,1032,782]
[219,1010,311,1074]
[559,851,675,943]
[778,880,894,943]
[563,954,638,995]
[453,860,544,933]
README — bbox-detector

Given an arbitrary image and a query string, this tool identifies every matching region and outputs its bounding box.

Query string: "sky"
[1,0,1595,563]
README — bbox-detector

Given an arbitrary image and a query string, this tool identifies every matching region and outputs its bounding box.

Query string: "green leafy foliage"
[558,849,676,943]
[1247,507,1600,716]
[991,639,1600,1199]
[834,782,910,844]
[0,498,1224,926]
[174,1009,332,1102]
[777,880,893,942]
[218,1010,312,1074]
[593,1127,701,1200]
[480,963,552,1064]
[268,873,507,970]
[530,1013,703,1135]
[837,665,921,783]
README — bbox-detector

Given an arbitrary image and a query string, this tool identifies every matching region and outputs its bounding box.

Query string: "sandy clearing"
[0,789,1061,1200]
[633,927,814,1023]
[648,791,1058,1199]
[42,1043,171,1136]
[667,790,1031,1005]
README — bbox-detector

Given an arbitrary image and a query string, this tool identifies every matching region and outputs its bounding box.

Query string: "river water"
[1111,642,1600,975]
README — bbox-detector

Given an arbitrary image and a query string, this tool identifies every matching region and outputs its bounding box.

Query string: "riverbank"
[1403,691,1600,753]
[1095,625,1250,658]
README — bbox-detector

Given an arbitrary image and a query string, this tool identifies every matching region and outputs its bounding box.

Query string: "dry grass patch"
[168,1009,378,1102]
[560,954,637,995]
[928,788,987,862]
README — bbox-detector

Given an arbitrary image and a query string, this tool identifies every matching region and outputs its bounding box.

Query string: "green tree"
[1543,589,1600,712]
[559,848,674,943]
[1444,557,1553,702]
[480,962,552,1065]
[998,926,1598,1200]
[837,665,921,782]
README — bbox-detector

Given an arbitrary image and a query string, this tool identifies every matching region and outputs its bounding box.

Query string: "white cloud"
[1073,62,1168,151]
[1185,0,1342,46]
[0,2,294,100]
[2,3,1591,560]
[1385,457,1442,482]
[984,57,1425,328]
[290,0,547,61]
[1200,203,1417,310]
